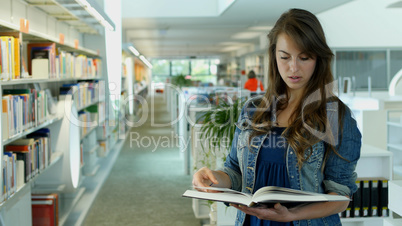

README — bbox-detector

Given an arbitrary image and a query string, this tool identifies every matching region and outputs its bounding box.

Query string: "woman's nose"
[290,58,299,73]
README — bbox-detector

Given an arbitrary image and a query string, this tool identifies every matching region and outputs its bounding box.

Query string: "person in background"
[192,8,361,226]
[244,70,264,92]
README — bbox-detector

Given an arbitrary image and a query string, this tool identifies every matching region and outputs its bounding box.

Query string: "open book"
[183,186,350,207]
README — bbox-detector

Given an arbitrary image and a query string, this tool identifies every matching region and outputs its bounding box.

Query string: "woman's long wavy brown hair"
[250,8,346,168]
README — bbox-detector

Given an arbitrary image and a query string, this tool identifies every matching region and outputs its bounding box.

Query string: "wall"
[318,0,402,48]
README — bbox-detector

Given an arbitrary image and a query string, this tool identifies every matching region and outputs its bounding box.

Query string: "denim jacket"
[218,96,361,226]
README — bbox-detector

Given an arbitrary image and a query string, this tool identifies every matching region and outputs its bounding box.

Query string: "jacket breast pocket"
[305,142,324,164]
[235,118,252,149]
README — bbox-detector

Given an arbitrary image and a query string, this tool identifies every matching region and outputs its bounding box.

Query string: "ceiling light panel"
[231,32,262,39]
[248,26,273,31]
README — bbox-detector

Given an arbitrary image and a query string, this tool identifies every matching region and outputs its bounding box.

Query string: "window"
[151,59,170,83]
[390,50,402,80]
[335,51,387,90]
[151,58,219,84]
[171,60,190,76]
[191,59,210,75]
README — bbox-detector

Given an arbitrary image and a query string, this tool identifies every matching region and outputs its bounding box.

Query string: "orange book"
[2,98,9,140]
[5,138,35,152]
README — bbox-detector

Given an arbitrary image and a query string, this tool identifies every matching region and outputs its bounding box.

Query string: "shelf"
[80,124,98,141]
[0,180,31,212]
[31,184,66,194]
[388,143,402,151]
[3,116,62,145]
[387,122,402,128]
[59,187,86,226]
[384,218,402,226]
[84,164,100,177]
[356,144,392,180]
[394,165,402,177]
[0,77,103,86]
[388,180,402,216]
[62,136,126,225]
[340,217,386,224]
[0,150,64,211]
[86,144,99,155]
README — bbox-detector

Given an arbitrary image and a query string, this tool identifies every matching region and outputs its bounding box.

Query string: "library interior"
[0,0,402,226]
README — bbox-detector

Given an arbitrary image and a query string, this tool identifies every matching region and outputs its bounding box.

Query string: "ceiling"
[121,0,353,60]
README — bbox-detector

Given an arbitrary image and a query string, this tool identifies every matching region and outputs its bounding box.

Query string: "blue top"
[245,127,293,226]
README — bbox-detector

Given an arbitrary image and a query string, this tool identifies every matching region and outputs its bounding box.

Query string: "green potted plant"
[197,97,244,165]
[171,74,192,88]
[193,97,245,224]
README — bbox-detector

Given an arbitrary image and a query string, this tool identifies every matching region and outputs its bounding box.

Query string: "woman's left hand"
[231,203,294,222]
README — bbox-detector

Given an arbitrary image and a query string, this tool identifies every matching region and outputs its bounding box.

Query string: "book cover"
[32,193,59,226]
[27,42,56,76]
[183,186,350,207]
[370,180,379,216]
[379,180,389,217]
[2,98,9,140]
[352,180,361,217]
[0,32,21,79]
[361,180,370,217]
[6,138,35,149]
[32,199,55,226]
[0,37,10,80]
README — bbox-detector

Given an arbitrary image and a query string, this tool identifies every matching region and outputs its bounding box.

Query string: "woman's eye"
[300,57,309,61]
[280,57,289,60]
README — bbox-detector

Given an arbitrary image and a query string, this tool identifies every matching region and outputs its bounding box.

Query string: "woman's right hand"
[192,167,219,192]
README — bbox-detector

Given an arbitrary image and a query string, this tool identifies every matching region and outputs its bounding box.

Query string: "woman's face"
[276,33,317,94]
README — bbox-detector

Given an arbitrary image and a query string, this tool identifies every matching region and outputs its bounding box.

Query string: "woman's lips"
[289,76,301,82]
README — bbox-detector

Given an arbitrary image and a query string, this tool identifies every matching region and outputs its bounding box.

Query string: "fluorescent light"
[248,26,273,31]
[231,32,262,39]
[128,46,140,56]
[139,55,153,69]
[75,0,115,31]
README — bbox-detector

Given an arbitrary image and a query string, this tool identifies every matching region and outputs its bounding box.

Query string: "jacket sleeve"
[323,106,361,197]
[216,105,248,191]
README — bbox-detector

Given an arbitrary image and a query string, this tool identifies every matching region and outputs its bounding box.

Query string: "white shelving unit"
[341,144,393,226]
[0,0,126,225]
[386,109,402,225]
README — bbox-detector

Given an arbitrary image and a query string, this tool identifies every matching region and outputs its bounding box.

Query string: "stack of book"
[340,179,389,218]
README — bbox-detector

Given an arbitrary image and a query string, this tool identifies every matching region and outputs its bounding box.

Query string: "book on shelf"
[339,178,389,218]
[2,88,44,138]
[2,152,17,200]
[352,180,361,217]
[183,186,350,208]
[31,193,59,226]
[5,138,36,182]
[0,35,20,80]
[0,32,23,79]
[27,128,52,168]
[379,180,389,217]
[27,42,56,78]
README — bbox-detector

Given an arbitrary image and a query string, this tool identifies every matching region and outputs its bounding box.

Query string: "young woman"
[192,8,361,226]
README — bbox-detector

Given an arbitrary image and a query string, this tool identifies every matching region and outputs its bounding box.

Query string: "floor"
[83,93,201,226]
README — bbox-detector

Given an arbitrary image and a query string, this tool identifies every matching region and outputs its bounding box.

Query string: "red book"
[32,193,59,226]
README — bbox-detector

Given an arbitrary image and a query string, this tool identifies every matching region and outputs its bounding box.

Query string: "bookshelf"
[386,109,402,225]
[0,0,126,225]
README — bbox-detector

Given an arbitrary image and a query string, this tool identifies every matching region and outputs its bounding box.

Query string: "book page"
[183,190,252,206]
[193,186,245,195]
[252,187,350,204]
